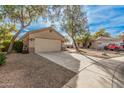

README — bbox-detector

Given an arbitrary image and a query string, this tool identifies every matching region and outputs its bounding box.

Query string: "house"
[92,36,124,50]
[20,27,65,53]
[92,36,112,50]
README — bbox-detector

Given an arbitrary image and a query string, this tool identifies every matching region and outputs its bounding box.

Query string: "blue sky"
[85,5,124,37]
[21,5,124,37]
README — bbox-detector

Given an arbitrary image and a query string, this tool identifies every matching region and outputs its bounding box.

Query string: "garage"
[21,27,65,53]
[35,38,62,53]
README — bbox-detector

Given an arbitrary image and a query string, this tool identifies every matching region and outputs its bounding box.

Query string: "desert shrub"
[0,53,6,65]
[13,41,23,53]
[1,41,10,52]
[89,45,94,49]
[1,41,23,53]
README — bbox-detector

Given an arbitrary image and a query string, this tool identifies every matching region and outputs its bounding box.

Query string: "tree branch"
[23,11,32,28]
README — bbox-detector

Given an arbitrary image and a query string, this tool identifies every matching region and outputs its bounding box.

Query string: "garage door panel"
[35,38,61,53]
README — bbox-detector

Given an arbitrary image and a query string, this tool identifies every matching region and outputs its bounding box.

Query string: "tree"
[0,24,16,42]
[81,32,91,48]
[93,28,110,39]
[0,24,16,51]
[0,5,47,53]
[48,5,89,51]
[76,31,92,48]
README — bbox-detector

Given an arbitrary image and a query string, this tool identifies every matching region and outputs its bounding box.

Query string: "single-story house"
[92,36,124,50]
[92,36,112,50]
[20,27,65,53]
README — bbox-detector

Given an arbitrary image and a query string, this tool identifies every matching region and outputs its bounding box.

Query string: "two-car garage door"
[35,38,61,53]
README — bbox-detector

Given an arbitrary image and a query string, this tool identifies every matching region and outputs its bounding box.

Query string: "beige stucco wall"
[23,35,29,46]
[35,38,61,53]
[25,29,65,53]
[29,29,64,49]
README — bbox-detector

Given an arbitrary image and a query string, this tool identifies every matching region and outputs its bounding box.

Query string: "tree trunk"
[82,40,87,48]
[7,29,23,54]
[0,39,1,52]
[72,37,79,52]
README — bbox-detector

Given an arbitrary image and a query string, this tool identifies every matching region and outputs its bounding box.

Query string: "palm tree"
[76,32,92,48]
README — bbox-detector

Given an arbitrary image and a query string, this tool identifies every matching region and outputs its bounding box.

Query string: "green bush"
[1,41,10,52]
[13,41,23,53]
[0,53,6,65]
[89,45,94,49]
[0,41,23,53]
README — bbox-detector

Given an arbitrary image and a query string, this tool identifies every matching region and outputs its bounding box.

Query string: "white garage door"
[35,38,61,53]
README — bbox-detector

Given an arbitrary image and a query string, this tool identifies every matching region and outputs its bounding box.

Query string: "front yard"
[0,53,76,88]
[79,48,124,59]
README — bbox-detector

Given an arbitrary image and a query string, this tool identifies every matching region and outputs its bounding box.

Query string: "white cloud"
[87,5,124,36]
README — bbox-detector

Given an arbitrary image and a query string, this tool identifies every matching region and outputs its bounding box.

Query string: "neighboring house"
[92,36,112,50]
[20,27,65,53]
[92,36,124,50]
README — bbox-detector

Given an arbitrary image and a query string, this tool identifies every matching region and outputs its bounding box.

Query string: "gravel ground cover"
[0,53,76,88]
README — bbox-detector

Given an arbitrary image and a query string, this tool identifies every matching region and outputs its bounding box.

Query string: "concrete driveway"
[38,51,124,88]
[38,51,102,73]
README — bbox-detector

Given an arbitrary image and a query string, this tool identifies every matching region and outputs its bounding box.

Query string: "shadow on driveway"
[64,52,124,88]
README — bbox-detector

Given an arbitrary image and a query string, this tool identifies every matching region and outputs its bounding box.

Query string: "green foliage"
[1,41,23,53]
[0,5,47,53]
[93,28,111,39]
[0,24,16,52]
[76,32,92,48]
[81,32,91,43]
[13,41,23,53]
[48,6,89,50]
[89,45,94,49]
[0,24,15,40]
[1,41,10,52]
[0,53,6,65]
[0,5,47,27]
